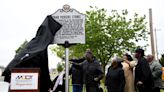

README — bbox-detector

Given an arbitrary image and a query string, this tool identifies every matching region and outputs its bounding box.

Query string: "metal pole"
[149,8,156,59]
[65,41,69,92]
[154,28,159,60]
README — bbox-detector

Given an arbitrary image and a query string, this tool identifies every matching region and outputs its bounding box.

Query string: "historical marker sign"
[52,5,85,44]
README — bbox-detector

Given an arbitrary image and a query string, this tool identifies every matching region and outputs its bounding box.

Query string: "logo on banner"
[15,75,33,83]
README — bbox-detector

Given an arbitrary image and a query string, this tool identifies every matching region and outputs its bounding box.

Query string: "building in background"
[0,66,5,76]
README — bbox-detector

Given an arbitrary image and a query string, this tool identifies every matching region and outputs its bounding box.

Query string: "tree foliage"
[15,40,28,54]
[56,62,65,73]
[159,54,164,66]
[51,7,149,72]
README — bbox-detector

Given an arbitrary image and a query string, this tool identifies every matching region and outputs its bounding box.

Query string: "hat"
[135,48,145,56]
[112,57,123,63]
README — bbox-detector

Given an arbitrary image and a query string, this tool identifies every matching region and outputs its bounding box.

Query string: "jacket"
[70,58,85,85]
[135,57,154,89]
[105,66,125,92]
[149,60,163,88]
[82,58,103,87]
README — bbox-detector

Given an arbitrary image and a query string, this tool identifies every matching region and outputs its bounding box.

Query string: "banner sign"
[52,4,86,44]
[10,73,38,90]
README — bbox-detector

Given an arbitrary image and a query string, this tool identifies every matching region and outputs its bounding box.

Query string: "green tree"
[15,40,28,54]
[51,7,149,73]
[56,62,65,73]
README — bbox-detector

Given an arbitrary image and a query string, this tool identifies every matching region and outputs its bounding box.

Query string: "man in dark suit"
[134,48,154,92]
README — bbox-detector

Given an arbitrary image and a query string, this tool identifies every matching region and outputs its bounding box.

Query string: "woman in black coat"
[105,57,125,92]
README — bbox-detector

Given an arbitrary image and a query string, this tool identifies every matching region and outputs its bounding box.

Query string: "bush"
[160,54,164,66]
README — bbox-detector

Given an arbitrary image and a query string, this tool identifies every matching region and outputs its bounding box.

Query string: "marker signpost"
[52,4,85,92]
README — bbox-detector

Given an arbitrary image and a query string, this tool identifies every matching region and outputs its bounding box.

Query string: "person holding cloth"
[82,49,104,92]
[69,58,85,92]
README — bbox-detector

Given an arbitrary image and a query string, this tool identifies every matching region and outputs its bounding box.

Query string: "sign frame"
[52,4,86,44]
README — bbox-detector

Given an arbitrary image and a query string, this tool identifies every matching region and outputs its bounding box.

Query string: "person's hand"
[70,62,78,65]
[48,88,52,92]
[70,61,74,64]
[124,59,129,64]
[94,77,99,81]
[136,81,144,88]
[137,81,143,85]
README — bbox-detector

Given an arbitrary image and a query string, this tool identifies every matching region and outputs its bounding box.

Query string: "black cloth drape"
[2,15,62,92]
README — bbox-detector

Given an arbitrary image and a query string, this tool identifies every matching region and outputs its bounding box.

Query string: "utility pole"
[154,28,159,60]
[149,8,156,59]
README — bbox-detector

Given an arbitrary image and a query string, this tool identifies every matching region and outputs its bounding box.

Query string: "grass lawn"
[69,79,164,92]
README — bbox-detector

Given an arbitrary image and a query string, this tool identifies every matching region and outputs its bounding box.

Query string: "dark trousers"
[86,86,99,92]
[73,84,83,92]
[152,87,160,92]
[137,85,153,92]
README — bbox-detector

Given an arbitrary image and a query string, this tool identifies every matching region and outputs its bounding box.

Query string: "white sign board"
[52,5,85,44]
[10,73,38,90]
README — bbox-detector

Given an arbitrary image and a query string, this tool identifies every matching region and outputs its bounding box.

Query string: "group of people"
[52,49,104,92]
[53,48,163,92]
[1,47,162,92]
[105,48,163,92]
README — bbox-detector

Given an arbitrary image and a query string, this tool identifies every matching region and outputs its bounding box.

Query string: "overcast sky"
[0,0,164,69]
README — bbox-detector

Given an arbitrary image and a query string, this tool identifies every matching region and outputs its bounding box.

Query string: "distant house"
[49,68,57,80]
[0,66,5,76]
